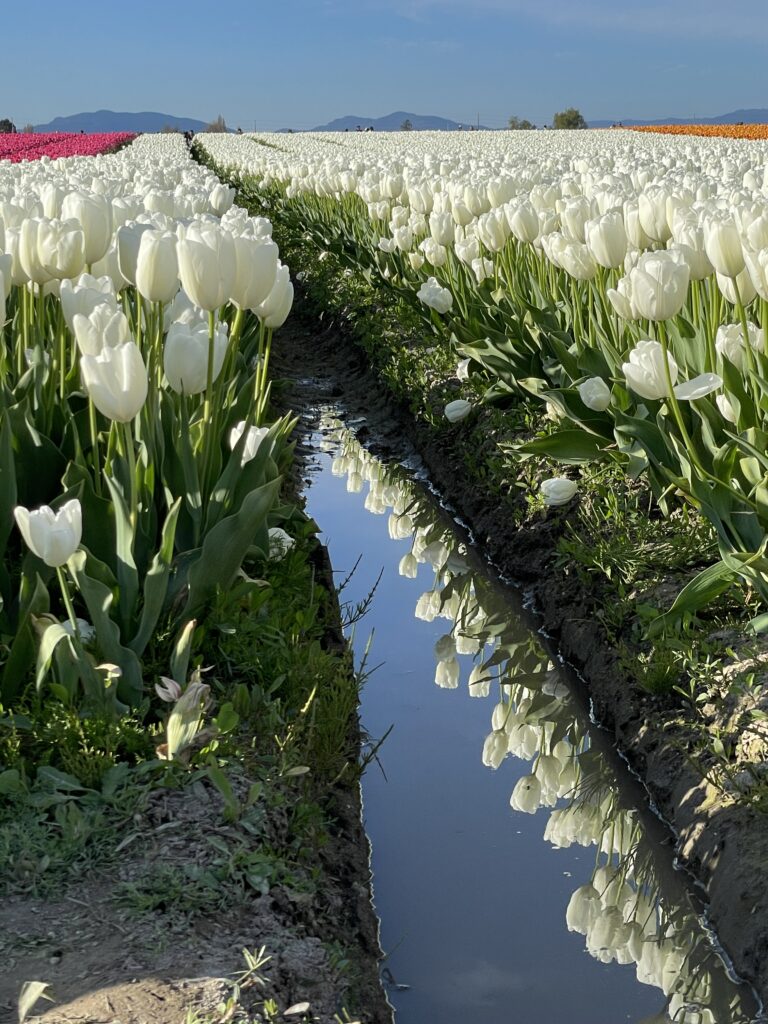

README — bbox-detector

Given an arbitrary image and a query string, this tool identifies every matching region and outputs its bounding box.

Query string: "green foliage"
[508,115,535,130]
[553,107,588,129]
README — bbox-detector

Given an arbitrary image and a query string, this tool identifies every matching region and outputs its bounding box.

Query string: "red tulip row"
[0,131,136,162]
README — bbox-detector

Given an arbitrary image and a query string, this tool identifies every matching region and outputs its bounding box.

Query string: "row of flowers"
[325,416,754,1024]
[0,132,294,755]
[195,128,768,624]
[631,124,768,140]
[0,132,136,163]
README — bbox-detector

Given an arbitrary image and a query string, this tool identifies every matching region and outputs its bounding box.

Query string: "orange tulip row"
[629,124,768,139]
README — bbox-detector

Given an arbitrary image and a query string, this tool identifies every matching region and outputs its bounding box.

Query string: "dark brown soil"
[271,301,768,1009]
[0,770,392,1024]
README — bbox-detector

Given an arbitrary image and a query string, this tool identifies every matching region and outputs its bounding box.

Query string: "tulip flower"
[716,393,738,423]
[628,251,689,321]
[509,773,542,814]
[268,527,294,560]
[117,221,152,285]
[177,221,236,311]
[60,274,116,330]
[418,277,453,314]
[61,191,112,265]
[584,210,627,269]
[540,478,578,506]
[716,266,756,307]
[73,305,131,356]
[622,340,678,400]
[578,377,612,411]
[704,213,744,278]
[80,341,148,422]
[714,321,762,369]
[228,420,270,464]
[255,263,293,328]
[14,499,82,567]
[230,235,279,311]
[163,320,228,395]
[135,229,179,305]
[37,217,87,281]
[444,399,472,422]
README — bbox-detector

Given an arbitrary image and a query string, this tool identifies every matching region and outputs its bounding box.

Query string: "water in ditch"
[303,411,760,1024]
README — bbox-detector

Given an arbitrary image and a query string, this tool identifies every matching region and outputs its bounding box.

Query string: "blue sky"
[2,0,766,130]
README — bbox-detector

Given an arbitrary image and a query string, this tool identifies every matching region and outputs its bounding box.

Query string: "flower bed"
[630,124,768,139]
[0,131,135,161]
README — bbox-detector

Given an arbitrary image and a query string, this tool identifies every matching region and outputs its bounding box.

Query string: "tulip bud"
[230,235,279,311]
[444,399,472,423]
[578,377,611,411]
[540,478,578,506]
[117,222,152,286]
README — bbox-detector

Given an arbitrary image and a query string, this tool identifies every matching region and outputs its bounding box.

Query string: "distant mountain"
[33,110,209,133]
[589,108,768,128]
[309,110,488,132]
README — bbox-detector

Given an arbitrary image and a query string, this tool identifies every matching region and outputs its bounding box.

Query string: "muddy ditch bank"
[273,301,768,1009]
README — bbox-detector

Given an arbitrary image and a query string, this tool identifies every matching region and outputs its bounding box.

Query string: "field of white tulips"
[198,128,768,632]
[0,134,394,1022]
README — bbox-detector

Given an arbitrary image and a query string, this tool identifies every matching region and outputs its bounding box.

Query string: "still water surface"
[304,413,760,1024]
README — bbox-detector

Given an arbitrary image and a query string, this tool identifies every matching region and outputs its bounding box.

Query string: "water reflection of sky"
[305,416,759,1024]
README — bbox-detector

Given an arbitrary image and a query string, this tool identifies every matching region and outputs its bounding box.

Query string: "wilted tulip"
[135,229,179,304]
[578,376,611,411]
[418,277,453,314]
[177,221,236,311]
[80,341,148,421]
[14,498,82,567]
[622,339,678,400]
[163,320,228,395]
[540,477,578,506]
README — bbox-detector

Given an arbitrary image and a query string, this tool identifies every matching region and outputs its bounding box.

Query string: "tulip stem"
[56,565,80,638]
[121,420,138,533]
[656,320,706,478]
[89,399,102,497]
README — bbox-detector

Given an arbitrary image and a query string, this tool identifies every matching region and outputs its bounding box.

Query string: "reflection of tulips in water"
[325,414,756,1024]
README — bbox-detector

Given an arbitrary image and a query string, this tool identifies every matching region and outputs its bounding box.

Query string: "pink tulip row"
[0,132,136,163]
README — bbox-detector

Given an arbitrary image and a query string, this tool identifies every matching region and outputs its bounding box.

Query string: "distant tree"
[552,107,588,130]
[400,118,413,131]
[161,123,181,133]
[0,119,17,134]
[508,115,535,130]
[21,123,35,134]
[205,114,228,133]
